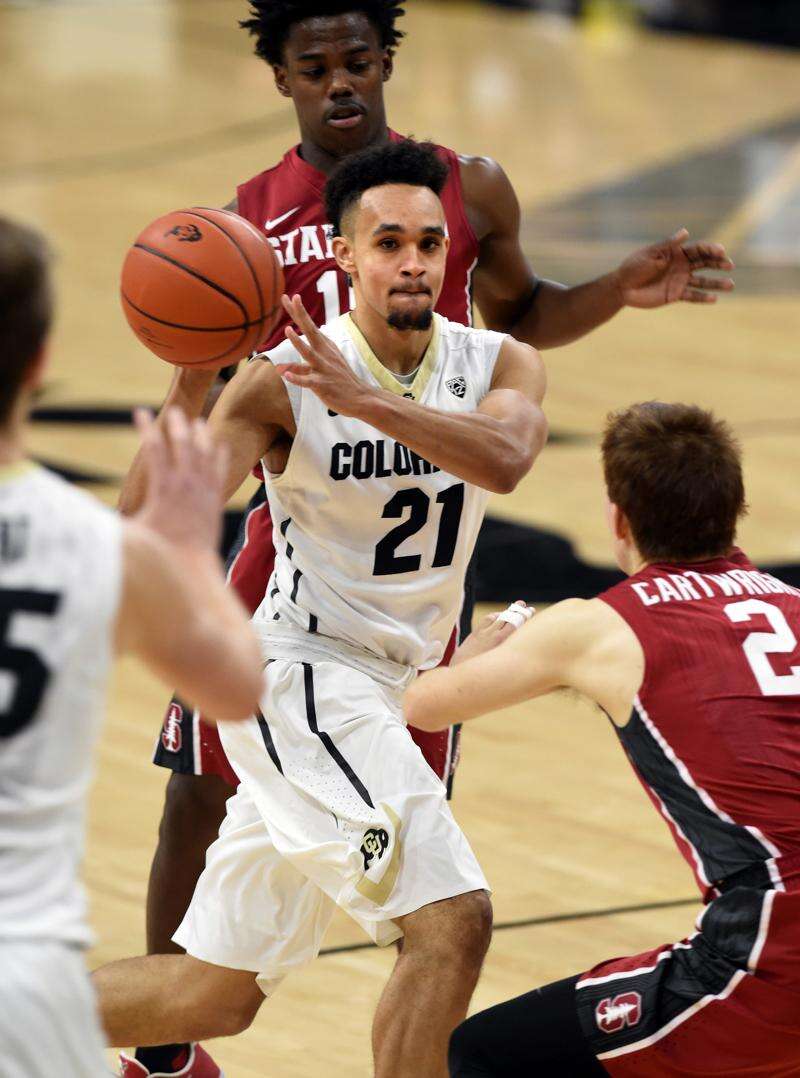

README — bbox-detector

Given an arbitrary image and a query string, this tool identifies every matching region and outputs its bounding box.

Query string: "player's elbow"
[500,414,549,493]
[403,691,448,734]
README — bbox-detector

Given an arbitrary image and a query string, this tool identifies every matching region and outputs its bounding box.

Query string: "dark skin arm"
[459,155,734,349]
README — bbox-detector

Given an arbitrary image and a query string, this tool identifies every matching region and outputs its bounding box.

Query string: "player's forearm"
[353,391,541,494]
[118,369,217,516]
[510,276,623,349]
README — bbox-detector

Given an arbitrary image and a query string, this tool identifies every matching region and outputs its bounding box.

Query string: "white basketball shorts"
[174,633,488,995]
[0,941,109,1077]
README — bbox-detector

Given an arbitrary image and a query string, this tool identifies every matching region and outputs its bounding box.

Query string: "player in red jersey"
[405,401,800,1077]
[118,1,734,1072]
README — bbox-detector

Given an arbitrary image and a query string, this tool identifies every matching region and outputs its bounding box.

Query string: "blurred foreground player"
[96,142,547,1078]
[0,217,263,1078]
[406,401,800,1077]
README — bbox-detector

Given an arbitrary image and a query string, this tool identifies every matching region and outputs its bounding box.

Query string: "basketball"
[120,207,284,369]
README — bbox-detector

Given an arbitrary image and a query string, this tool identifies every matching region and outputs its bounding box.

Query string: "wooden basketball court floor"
[3,1,800,1073]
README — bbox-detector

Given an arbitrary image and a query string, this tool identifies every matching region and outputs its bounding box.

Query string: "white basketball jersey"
[0,463,121,946]
[256,313,505,669]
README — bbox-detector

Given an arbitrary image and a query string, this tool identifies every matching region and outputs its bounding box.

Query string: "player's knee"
[455,889,493,969]
[187,971,264,1038]
[212,993,262,1037]
[449,1014,493,1077]
[406,889,493,971]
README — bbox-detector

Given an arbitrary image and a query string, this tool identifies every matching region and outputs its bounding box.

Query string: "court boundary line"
[318,895,699,958]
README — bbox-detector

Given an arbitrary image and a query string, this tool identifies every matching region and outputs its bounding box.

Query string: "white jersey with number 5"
[0,464,121,946]
[255,313,506,670]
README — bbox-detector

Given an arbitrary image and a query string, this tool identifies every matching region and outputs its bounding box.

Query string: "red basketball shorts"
[575,880,800,1075]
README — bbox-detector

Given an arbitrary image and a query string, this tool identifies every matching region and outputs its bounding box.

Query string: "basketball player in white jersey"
[0,216,264,1078]
[92,141,547,1077]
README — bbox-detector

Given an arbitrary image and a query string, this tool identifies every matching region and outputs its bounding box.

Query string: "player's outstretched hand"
[275,293,370,415]
[615,228,735,308]
[134,406,229,553]
[450,601,535,667]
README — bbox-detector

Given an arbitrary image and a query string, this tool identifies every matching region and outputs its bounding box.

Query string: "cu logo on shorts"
[595,992,642,1034]
[161,703,183,753]
[360,827,389,871]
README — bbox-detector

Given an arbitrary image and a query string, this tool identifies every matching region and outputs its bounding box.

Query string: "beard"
[386,306,434,331]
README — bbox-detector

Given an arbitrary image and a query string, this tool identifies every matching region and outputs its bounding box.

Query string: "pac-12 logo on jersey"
[595,992,642,1034]
[446,375,467,398]
[161,703,183,753]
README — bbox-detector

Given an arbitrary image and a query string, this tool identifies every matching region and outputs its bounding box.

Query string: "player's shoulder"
[237,154,291,192]
[546,597,641,661]
[455,154,518,233]
[456,153,512,194]
[8,466,121,569]
[438,315,506,355]
[20,465,115,525]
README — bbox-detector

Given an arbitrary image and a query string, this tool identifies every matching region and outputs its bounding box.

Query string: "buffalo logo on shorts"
[595,992,642,1034]
[446,376,467,399]
[360,826,389,871]
[161,703,183,753]
[165,223,202,243]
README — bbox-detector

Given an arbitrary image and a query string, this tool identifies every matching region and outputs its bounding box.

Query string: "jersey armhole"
[447,152,480,253]
[262,376,305,487]
[597,592,650,717]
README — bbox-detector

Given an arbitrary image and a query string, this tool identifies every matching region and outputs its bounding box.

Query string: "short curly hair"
[240,2,406,66]
[325,140,449,236]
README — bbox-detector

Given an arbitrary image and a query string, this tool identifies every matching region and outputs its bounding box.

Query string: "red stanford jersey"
[237,131,480,351]
[600,549,800,901]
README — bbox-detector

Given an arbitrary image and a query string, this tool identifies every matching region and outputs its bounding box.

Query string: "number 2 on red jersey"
[725,599,800,696]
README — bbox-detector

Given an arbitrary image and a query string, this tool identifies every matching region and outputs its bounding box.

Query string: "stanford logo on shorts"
[161,703,183,753]
[595,992,642,1034]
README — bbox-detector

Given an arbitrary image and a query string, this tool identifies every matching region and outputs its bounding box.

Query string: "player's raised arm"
[117,368,220,516]
[116,408,263,723]
[403,598,642,732]
[460,155,734,349]
[279,294,547,494]
[206,354,296,501]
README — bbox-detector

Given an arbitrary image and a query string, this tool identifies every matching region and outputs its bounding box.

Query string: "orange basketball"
[120,207,284,369]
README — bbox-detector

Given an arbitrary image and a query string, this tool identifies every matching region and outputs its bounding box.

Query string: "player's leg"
[372,889,492,1078]
[94,782,337,1051]
[145,770,233,957]
[448,976,607,1077]
[94,954,264,1048]
[214,654,492,1077]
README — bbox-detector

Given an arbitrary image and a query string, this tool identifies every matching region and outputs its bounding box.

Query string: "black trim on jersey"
[302,662,374,809]
[280,517,294,561]
[270,586,279,600]
[256,708,283,775]
[618,700,771,885]
[309,614,318,633]
[291,568,302,604]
